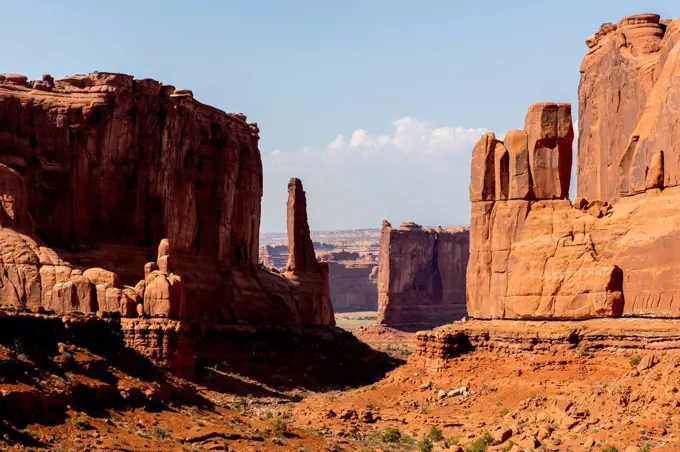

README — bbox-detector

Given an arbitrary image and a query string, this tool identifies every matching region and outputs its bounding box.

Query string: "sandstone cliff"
[578,14,678,202]
[468,15,680,319]
[377,221,468,330]
[0,72,333,325]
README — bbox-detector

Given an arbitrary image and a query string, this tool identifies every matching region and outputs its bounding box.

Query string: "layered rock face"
[469,16,680,319]
[0,72,333,325]
[377,221,468,330]
[578,14,678,202]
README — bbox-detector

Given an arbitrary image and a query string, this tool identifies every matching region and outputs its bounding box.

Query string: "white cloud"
[261,117,488,232]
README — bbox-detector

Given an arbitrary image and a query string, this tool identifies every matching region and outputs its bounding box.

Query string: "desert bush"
[71,416,91,430]
[427,426,444,442]
[271,418,288,437]
[382,427,402,443]
[466,432,493,452]
[153,426,170,439]
[630,356,642,368]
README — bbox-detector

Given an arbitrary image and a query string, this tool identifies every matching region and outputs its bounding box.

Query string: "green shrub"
[418,436,434,452]
[152,426,170,439]
[466,432,494,452]
[381,427,402,443]
[71,416,91,430]
[427,426,444,442]
[500,408,510,417]
[630,356,642,368]
[444,437,460,447]
[601,447,618,452]
[271,418,288,437]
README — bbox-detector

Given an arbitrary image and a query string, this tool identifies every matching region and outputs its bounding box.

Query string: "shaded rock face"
[377,222,468,330]
[0,72,333,325]
[283,178,335,325]
[578,14,677,202]
[0,72,261,319]
[469,16,680,319]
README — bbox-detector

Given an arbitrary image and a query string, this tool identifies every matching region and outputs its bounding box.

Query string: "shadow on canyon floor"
[193,324,403,395]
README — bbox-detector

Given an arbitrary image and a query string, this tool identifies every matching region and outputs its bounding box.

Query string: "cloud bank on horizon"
[260,117,488,233]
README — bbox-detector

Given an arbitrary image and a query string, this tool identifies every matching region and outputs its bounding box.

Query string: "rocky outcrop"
[578,14,676,202]
[469,16,680,319]
[0,72,334,325]
[0,72,249,319]
[377,221,468,330]
[283,178,334,325]
[468,103,624,319]
[416,318,680,370]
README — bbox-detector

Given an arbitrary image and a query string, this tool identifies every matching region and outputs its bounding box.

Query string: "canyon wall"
[468,14,680,319]
[377,221,468,330]
[578,14,679,203]
[0,72,333,325]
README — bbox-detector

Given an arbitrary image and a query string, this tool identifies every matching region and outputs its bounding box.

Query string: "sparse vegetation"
[384,343,414,358]
[271,417,288,437]
[427,426,444,442]
[601,447,618,452]
[500,408,510,417]
[71,416,91,430]
[417,435,434,452]
[630,355,642,368]
[466,432,494,452]
[152,426,170,439]
[501,441,518,452]
[355,428,417,451]
[356,315,378,321]
[382,427,402,443]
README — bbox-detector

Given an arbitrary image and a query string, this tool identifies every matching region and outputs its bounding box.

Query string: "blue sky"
[2,0,676,232]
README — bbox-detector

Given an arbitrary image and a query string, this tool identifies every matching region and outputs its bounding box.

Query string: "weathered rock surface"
[578,14,677,202]
[0,72,333,325]
[377,222,468,330]
[283,178,335,325]
[468,103,623,319]
[468,15,680,319]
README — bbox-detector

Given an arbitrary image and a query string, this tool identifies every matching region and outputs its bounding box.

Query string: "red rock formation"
[468,103,624,319]
[577,14,671,203]
[377,221,468,330]
[469,16,680,319]
[283,178,335,325]
[0,72,333,325]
